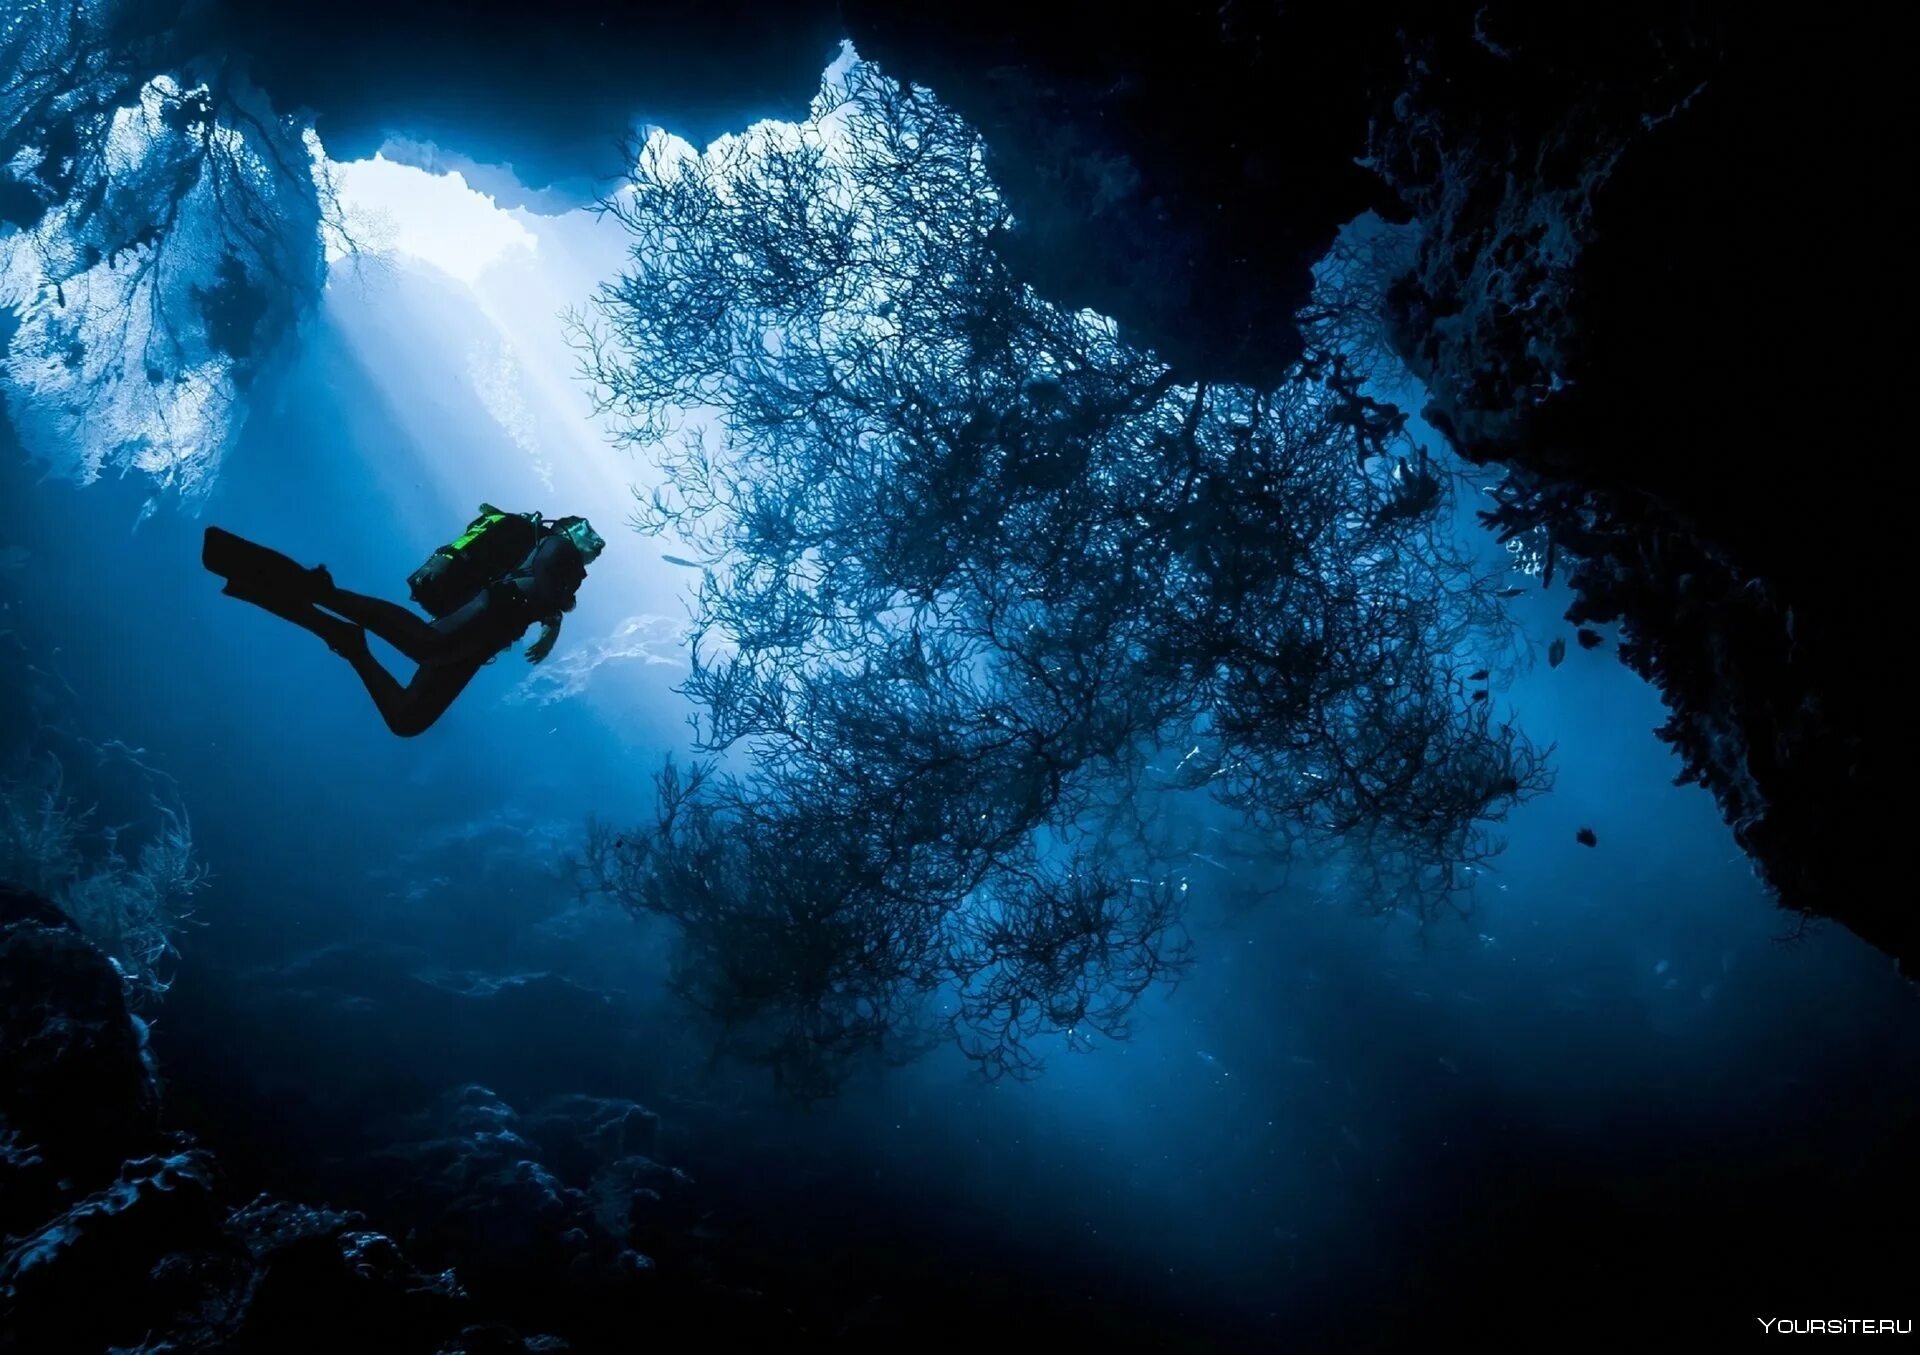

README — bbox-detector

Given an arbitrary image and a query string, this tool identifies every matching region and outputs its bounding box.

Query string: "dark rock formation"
[2,1153,485,1353]
[835,2,1904,968]
[842,1,1410,388]
[1369,5,1900,964]
[3,1148,233,1350]
[365,1084,649,1280]
[522,1094,661,1182]
[187,0,845,203]
[0,885,160,1191]
[344,1081,721,1345]
[225,1195,472,1352]
[0,890,612,1352]
[40,1177,553,1352]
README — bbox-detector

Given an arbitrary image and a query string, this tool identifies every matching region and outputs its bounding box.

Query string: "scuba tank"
[407,504,541,618]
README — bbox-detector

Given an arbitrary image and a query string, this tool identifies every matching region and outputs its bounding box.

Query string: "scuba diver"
[203,505,606,737]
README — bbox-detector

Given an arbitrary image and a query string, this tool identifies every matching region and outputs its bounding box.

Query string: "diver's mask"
[559,518,606,564]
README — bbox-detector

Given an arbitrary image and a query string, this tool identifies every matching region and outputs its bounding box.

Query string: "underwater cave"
[1,2,1910,1350]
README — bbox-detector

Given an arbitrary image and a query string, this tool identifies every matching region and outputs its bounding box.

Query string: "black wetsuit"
[206,525,588,738]
[316,531,588,736]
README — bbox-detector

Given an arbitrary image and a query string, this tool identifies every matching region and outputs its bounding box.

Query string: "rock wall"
[839,1,1906,968]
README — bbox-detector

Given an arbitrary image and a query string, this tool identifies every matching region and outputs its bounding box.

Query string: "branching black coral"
[575,58,1548,1094]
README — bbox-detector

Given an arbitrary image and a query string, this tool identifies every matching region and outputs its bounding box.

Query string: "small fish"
[1576,628,1604,650]
[1471,688,1489,701]
[1496,586,1526,598]
[1547,636,1566,668]
[660,554,702,569]
[1575,826,1598,847]
[1437,1057,1461,1076]
[1288,1055,1317,1068]
[1469,668,1490,682]
[1654,959,1670,976]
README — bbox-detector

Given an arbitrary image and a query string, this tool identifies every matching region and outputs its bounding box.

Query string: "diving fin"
[205,527,363,654]
[203,527,327,604]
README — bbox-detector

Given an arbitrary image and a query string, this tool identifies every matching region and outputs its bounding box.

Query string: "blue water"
[3,151,1915,1355]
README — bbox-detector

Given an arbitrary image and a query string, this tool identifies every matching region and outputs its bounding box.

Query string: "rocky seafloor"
[0,883,753,1353]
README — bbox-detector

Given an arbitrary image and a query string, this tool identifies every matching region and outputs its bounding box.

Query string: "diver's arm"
[525,614,561,664]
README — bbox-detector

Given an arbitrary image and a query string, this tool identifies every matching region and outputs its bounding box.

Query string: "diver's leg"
[334,646,485,738]
[223,585,366,655]
[312,585,448,663]
[321,587,510,669]
[423,591,520,667]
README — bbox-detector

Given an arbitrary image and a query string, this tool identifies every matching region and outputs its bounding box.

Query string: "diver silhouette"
[203,506,605,737]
